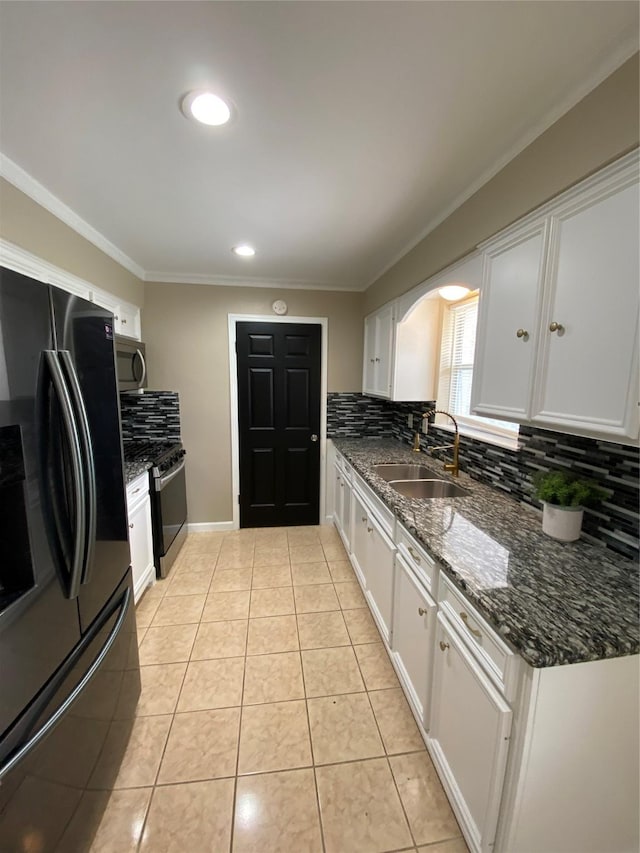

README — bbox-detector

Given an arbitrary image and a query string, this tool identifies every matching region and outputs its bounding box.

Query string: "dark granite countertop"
[333,437,639,668]
[124,460,152,484]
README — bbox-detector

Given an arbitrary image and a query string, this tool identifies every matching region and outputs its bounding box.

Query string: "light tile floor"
[96,526,470,852]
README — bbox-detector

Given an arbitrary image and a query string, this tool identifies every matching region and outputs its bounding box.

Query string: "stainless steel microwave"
[115,336,147,391]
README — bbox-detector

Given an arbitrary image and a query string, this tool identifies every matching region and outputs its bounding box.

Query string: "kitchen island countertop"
[332,437,639,668]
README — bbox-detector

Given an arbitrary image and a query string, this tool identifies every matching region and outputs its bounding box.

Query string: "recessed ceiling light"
[439,285,470,302]
[232,244,256,257]
[181,91,231,126]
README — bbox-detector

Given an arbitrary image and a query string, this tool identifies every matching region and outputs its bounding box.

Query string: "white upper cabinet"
[363,302,395,397]
[472,222,547,421]
[472,151,639,442]
[532,179,639,437]
[92,289,142,340]
[363,253,481,402]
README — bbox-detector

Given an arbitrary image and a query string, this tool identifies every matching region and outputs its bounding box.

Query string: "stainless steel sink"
[373,463,438,481]
[390,479,469,499]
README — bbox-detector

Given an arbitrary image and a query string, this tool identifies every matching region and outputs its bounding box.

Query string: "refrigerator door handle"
[0,585,131,782]
[59,350,97,586]
[44,351,86,599]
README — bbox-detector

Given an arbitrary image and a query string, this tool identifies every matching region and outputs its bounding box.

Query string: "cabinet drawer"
[395,523,437,594]
[352,470,394,538]
[439,573,518,701]
[126,471,150,513]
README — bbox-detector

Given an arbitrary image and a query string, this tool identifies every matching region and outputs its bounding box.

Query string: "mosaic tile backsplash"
[119,390,181,442]
[327,392,639,559]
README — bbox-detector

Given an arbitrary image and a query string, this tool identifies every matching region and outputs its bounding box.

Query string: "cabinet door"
[374,303,395,397]
[117,303,141,340]
[533,180,639,439]
[341,475,352,553]
[350,489,369,590]
[333,465,344,535]
[362,315,377,395]
[128,495,154,604]
[392,555,436,728]
[364,512,395,642]
[429,615,512,853]
[471,223,547,421]
[362,305,395,399]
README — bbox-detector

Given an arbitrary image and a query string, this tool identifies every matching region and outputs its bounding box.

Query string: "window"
[436,293,519,449]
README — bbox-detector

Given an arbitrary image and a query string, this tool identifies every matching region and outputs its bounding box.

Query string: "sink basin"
[373,463,438,481]
[390,479,469,499]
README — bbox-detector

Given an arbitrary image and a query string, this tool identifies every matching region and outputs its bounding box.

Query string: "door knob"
[439,640,449,652]
[311,434,318,442]
[418,607,427,616]
[516,328,529,340]
[549,321,564,333]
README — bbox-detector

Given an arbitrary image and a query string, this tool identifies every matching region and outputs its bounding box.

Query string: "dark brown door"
[236,321,321,527]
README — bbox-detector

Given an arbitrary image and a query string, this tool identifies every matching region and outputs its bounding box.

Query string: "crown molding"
[364,40,640,290]
[144,271,363,292]
[0,153,145,280]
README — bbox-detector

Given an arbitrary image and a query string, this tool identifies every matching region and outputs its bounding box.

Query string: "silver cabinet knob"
[439,640,449,652]
[129,523,134,528]
[549,321,564,333]
[516,328,529,340]
[418,607,427,616]
[311,434,318,442]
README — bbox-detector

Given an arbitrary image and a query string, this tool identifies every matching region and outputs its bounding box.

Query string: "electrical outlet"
[407,414,413,429]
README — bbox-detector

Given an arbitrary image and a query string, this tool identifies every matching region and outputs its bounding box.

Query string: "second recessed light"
[182,91,231,126]
[232,245,256,257]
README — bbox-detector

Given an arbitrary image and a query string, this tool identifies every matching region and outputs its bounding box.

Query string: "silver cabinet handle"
[311,434,318,442]
[516,328,529,340]
[549,321,564,333]
[460,611,482,638]
[407,545,421,564]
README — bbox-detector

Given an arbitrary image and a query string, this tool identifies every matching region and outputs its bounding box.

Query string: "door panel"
[50,289,130,631]
[237,322,321,527]
[0,268,82,738]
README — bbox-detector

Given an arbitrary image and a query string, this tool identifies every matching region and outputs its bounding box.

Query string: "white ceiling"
[0,1,637,290]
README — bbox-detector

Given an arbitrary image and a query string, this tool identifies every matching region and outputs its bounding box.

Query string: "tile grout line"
[294,559,328,853]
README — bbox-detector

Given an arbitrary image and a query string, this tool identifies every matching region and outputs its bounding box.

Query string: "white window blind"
[437,295,519,448]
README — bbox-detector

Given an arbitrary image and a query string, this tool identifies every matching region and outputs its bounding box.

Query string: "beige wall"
[143,283,364,522]
[0,179,144,306]
[365,53,640,313]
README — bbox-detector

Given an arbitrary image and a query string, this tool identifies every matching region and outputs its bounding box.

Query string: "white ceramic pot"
[542,502,584,542]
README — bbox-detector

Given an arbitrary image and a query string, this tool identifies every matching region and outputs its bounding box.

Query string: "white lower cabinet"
[429,614,512,853]
[350,485,395,642]
[391,553,436,728]
[126,472,155,604]
[330,452,639,853]
[333,456,353,553]
[363,510,395,642]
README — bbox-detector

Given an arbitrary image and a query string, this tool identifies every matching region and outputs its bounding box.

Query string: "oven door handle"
[155,458,186,491]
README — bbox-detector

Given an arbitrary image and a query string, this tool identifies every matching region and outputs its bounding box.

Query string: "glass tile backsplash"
[327,392,639,559]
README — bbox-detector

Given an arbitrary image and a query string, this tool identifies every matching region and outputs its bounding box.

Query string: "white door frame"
[228,314,329,530]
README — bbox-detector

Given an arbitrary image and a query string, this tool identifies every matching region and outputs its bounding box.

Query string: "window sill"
[434,418,521,452]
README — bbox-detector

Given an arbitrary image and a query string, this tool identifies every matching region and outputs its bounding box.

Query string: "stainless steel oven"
[115,336,147,392]
[150,446,188,578]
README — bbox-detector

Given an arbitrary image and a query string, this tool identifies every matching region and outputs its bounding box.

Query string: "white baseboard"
[188,521,237,533]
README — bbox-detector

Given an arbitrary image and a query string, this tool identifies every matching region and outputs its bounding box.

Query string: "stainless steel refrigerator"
[0,267,141,851]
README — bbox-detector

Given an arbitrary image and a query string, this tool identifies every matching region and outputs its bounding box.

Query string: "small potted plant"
[531,469,608,542]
